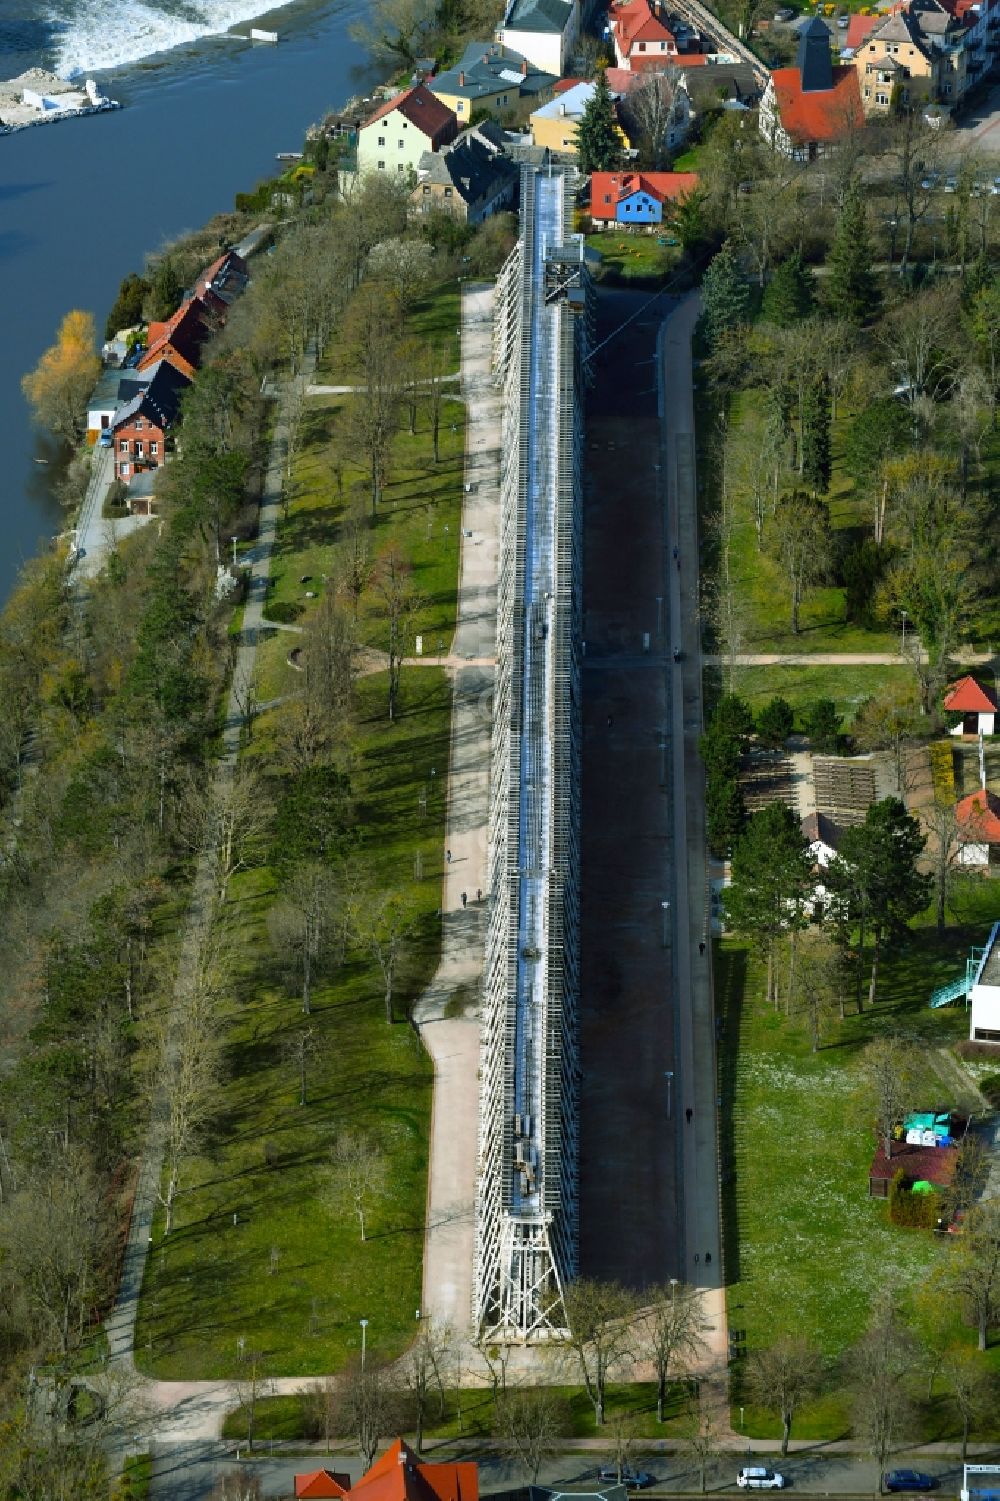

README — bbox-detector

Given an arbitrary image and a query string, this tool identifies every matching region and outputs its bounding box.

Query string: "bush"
[977,1073,1000,1108]
[264,599,305,625]
[929,740,956,806]
[888,1169,939,1229]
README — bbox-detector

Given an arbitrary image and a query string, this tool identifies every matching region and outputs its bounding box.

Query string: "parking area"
[950,83,1000,154]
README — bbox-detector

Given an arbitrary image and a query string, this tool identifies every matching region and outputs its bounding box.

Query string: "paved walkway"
[106,350,318,1435]
[659,295,729,1425]
[413,282,499,1349]
[71,441,158,581]
[704,651,994,666]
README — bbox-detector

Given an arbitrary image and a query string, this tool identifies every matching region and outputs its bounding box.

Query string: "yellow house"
[530,80,630,154]
[429,41,556,124]
[853,8,942,111]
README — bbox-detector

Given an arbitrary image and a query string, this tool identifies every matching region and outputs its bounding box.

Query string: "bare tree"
[403,1319,453,1450]
[629,69,681,170]
[863,1037,917,1162]
[563,1279,639,1426]
[942,1347,995,1462]
[686,1411,719,1494]
[766,491,831,635]
[940,1135,990,1224]
[793,930,848,1040]
[494,1388,565,1483]
[333,1362,398,1467]
[880,285,961,405]
[746,1337,822,1456]
[921,800,964,937]
[302,591,357,729]
[424,341,452,465]
[373,546,421,724]
[639,1283,709,1422]
[268,862,340,1015]
[340,491,375,619]
[848,1295,915,1486]
[177,763,271,907]
[606,1411,638,1482]
[211,1470,263,1501]
[945,1200,1000,1352]
[358,890,418,1024]
[155,974,222,1235]
[232,1346,270,1453]
[473,1335,514,1403]
[325,1132,387,1243]
[282,1025,318,1106]
[852,688,922,799]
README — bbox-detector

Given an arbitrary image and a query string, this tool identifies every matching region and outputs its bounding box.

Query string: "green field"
[720,663,917,731]
[722,877,1000,1438]
[222,1381,698,1446]
[314,282,461,386]
[585,232,679,284]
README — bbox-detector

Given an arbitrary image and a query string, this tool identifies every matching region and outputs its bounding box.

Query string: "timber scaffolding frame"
[474,166,592,1342]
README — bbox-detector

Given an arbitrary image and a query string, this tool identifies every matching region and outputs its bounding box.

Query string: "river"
[0,0,379,605]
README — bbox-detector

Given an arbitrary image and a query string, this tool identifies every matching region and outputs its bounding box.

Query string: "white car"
[737,1469,786,1490]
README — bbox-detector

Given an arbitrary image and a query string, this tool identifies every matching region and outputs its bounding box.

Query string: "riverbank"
[0,68,119,131]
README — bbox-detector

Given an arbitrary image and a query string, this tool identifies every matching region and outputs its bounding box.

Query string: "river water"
[0,0,378,604]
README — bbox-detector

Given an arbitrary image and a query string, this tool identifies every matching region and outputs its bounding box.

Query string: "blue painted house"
[590,170,700,227]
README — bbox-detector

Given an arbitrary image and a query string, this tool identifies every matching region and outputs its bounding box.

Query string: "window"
[501,94,508,103]
[974,1027,1000,1042]
[876,90,890,104]
[638,39,646,48]
[444,186,453,196]
[119,439,128,452]
[864,85,871,95]
[136,441,144,456]
[457,100,465,111]
[150,441,158,455]
[398,138,404,148]
[378,134,385,145]
[120,463,130,477]
[944,79,953,91]
[423,184,431,194]
[378,160,386,170]
[604,193,612,203]
[397,163,406,173]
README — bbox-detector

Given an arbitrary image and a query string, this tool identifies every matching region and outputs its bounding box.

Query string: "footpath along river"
[0,0,378,606]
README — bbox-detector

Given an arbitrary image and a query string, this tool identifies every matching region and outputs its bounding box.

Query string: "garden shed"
[868,1139,958,1198]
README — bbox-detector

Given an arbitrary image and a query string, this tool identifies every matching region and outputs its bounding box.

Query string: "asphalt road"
[147,1443,976,1501]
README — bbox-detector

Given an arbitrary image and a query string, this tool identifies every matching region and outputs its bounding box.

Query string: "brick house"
[111,359,190,485]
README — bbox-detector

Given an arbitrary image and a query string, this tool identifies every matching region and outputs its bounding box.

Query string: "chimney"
[459,70,465,85]
[522,55,528,74]
[559,101,567,114]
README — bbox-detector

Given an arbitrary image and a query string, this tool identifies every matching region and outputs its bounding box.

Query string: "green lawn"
[222,1381,698,1445]
[585,232,679,284]
[315,282,462,386]
[714,663,916,732]
[721,879,1000,1439]
[134,669,450,1380]
[268,394,465,656]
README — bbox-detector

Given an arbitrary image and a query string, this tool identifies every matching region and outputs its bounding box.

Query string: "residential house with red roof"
[759,17,863,158]
[295,1441,478,1501]
[138,295,218,381]
[956,788,1000,867]
[358,84,458,179]
[944,675,999,737]
[589,169,699,226]
[609,0,704,69]
[295,1469,352,1499]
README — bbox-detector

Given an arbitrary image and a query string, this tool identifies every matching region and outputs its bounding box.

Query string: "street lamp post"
[360,1317,369,1372]
[661,899,670,948]
[231,535,238,569]
[669,1276,679,1304]
[664,1070,674,1119]
[900,608,908,659]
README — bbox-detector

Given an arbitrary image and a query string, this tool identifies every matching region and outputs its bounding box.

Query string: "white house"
[969,921,1000,1044]
[944,675,998,737]
[357,83,458,179]
[497,0,580,79]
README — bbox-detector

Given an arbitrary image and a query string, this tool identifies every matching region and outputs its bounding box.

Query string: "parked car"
[883,1474,937,1493]
[598,1469,655,1490]
[737,1470,786,1490]
[98,430,113,447]
[944,176,958,192]
[837,13,849,25]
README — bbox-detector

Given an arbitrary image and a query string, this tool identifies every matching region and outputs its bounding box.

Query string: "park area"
[135,279,466,1379]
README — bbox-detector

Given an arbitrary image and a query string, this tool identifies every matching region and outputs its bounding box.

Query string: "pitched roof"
[532,80,604,120]
[432,41,556,100]
[610,0,701,51]
[680,59,761,100]
[295,1471,352,1499]
[866,8,932,52]
[111,358,191,433]
[364,83,458,141]
[769,62,863,143]
[800,811,842,850]
[870,1139,958,1185]
[415,134,518,202]
[956,788,1000,842]
[944,675,999,713]
[845,12,879,47]
[351,1440,478,1501]
[503,0,575,32]
[138,295,215,377]
[590,169,699,209]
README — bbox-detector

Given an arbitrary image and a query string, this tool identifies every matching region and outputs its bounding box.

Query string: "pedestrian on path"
[477,888,482,902]
[699,940,706,956]
[686,1107,693,1124]
[607,714,613,728]
[694,1252,700,1266]
[461,891,468,908]
[706,1252,712,1264]
[446,849,452,864]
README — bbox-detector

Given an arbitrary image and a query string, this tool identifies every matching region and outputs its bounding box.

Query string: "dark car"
[598,1468,655,1490]
[884,1473,937,1493]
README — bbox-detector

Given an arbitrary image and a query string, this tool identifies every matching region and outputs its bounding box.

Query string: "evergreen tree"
[761,250,815,327]
[149,255,184,322]
[801,377,832,494]
[724,803,813,1007]
[757,696,794,748]
[826,180,879,327]
[706,772,746,858]
[576,69,624,174]
[701,241,749,348]
[803,699,840,754]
